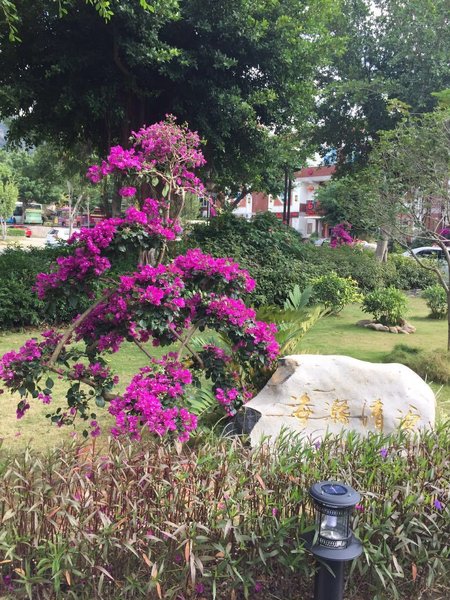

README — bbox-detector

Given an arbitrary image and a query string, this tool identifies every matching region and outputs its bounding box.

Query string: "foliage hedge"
[0,426,448,599]
[0,216,440,328]
[0,246,75,329]
[6,228,26,237]
[182,214,438,305]
[0,246,139,330]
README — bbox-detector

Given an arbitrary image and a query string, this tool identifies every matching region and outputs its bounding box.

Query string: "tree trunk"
[448,289,450,352]
[375,229,389,262]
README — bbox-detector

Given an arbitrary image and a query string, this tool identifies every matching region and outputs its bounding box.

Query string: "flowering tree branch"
[0,116,279,442]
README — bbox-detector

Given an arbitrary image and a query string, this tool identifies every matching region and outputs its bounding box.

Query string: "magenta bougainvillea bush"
[0,117,278,443]
[330,222,354,248]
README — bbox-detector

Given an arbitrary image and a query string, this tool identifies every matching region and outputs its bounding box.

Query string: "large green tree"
[0,0,158,40]
[364,108,450,347]
[314,0,450,170]
[315,173,376,238]
[0,0,338,194]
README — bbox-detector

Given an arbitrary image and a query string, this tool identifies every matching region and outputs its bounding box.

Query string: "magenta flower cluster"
[87,115,206,197]
[330,222,353,248]
[109,355,197,442]
[0,330,63,419]
[35,199,181,300]
[173,249,256,294]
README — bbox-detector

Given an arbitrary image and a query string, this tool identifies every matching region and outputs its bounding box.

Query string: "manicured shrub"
[334,246,388,290]
[383,344,450,384]
[362,287,408,326]
[0,246,81,328]
[422,284,448,319]
[0,427,448,600]
[310,272,362,313]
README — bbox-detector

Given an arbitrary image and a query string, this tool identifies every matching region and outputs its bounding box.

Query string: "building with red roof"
[233,165,336,238]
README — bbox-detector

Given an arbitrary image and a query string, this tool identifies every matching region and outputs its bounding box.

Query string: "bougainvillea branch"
[0,116,279,442]
[48,288,117,366]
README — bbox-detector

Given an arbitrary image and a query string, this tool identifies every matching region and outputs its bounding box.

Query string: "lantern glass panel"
[316,506,350,549]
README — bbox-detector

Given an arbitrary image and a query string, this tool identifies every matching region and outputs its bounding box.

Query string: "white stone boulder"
[245,355,436,446]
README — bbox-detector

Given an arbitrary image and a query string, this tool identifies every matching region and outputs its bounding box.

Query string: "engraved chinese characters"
[245,355,436,446]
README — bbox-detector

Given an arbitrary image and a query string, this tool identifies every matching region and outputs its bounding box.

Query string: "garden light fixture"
[307,480,363,600]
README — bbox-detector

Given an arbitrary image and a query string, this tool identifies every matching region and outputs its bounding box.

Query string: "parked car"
[402,246,445,260]
[313,237,331,246]
[402,246,449,276]
[7,224,32,237]
[46,228,79,246]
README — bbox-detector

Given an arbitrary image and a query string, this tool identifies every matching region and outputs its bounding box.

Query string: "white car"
[313,237,331,246]
[46,228,80,246]
[402,246,445,260]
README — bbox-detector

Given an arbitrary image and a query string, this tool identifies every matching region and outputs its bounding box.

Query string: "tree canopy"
[0,0,339,194]
[0,144,103,207]
[314,0,450,170]
[363,108,450,345]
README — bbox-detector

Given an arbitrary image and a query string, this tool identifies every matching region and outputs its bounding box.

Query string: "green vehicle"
[24,202,43,224]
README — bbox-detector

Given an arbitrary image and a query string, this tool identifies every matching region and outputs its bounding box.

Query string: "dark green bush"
[318,245,387,291]
[0,246,76,328]
[182,215,391,305]
[422,284,448,319]
[0,427,448,599]
[362,287,408,326]
[384,344,450,384]
[181,213,320,305]
[386,254,438,290]
[0,246,138,329]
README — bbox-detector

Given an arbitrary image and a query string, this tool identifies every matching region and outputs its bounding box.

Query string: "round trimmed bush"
[362,287,408,326]
[422,284,448,319]
[310,272,362,314]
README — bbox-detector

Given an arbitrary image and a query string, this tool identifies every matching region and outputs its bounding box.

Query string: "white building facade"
[233,165,336,238]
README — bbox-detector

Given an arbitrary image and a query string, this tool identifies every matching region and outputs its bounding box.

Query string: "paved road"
[0,237,47,252]
[0,226,49,252]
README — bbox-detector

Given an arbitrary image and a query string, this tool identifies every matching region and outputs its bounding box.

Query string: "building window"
[307,222,313,235]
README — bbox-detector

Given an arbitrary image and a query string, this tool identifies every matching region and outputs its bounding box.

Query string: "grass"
[0,296,448,450]
[301,296,450,418]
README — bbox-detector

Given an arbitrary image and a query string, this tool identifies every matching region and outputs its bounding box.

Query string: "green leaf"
[46,377,54,389]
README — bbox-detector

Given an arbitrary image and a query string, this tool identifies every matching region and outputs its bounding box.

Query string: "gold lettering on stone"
[292,393,313,425]
[360,401,368,427]
[329,399,350,424]
[400,409,420,430]
[370,399,384,431]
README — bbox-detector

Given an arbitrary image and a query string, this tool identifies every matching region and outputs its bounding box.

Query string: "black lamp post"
[306,481,362,600]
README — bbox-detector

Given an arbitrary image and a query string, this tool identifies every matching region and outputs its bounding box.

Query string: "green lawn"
[0,296,447,450]
[301,296,450,418]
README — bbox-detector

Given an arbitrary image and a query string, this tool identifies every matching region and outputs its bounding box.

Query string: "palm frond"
[186,388,217,417]
[283,284,313,310]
